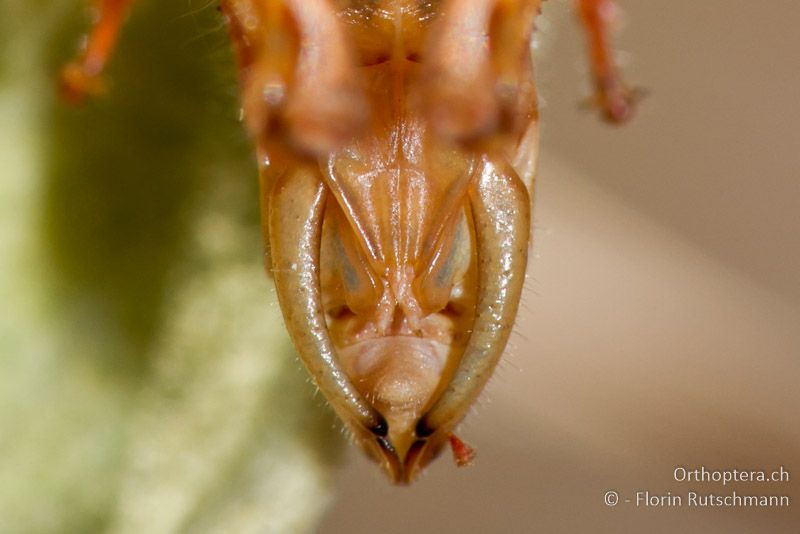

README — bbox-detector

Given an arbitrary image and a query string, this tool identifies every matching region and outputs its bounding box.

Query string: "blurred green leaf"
[0,2,341,532]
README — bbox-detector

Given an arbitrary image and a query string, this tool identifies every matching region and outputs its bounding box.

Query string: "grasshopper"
[61,0,634,483]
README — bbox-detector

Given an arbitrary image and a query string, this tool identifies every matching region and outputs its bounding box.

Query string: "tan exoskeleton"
[61,0,634,483]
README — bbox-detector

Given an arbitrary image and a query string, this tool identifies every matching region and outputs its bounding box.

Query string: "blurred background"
[1,1,798,533]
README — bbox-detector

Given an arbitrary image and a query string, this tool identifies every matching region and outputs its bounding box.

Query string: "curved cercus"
[417,156,530,438]
[269,167,386,435]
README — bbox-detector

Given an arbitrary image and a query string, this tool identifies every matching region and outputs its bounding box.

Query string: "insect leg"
[575,0,636,123]
[223,0,366,277]
[423,0,540,145]
[417,156,530,441]
[221,0,366,157]
[268,166,387,438]
[59,0,135,103]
